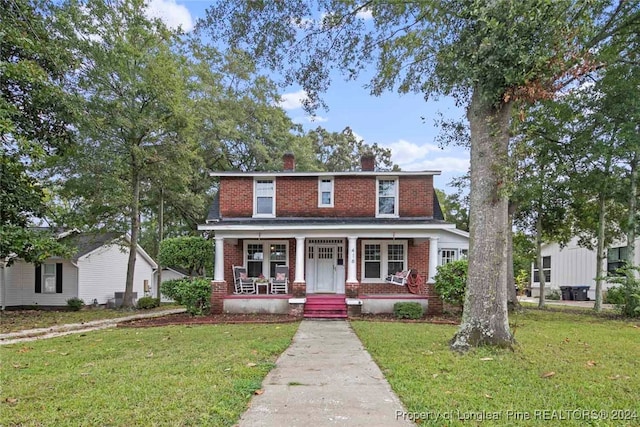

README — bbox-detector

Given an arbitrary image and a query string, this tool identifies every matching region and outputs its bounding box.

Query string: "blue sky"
[146,0,470,192]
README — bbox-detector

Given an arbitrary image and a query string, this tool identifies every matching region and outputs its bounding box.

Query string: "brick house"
[198,153,469,317]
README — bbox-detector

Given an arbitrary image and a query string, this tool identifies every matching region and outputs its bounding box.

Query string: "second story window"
[377,178,398,217]
[254,179,275,217]
[318,178,334,207]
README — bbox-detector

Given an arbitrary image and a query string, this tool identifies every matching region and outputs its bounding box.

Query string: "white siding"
[77,244,155,304]
[1,259,78,307]
[532,236,640,299]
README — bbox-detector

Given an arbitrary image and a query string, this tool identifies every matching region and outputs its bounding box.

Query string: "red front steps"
[304,295,347,319]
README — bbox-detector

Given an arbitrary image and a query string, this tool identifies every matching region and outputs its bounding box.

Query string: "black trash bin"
[571,286,590,301]
[560,286,573,301]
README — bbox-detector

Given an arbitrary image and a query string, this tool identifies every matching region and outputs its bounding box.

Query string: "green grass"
[0,305,182,334]
[352,310,640,426]
[1,323,299,426]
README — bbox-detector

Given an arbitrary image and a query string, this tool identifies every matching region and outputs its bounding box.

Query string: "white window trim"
[42,263,57,294]
[317,177,334,208]
[243,240,289,278]
[439,249,458,265]
[375,177,399,218]
[360,240,408,283]
[253,178,276,218]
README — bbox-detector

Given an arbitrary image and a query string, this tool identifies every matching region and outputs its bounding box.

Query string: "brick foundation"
[345,281,359,298]
[424,283,443,315]
[210,280,227,314]
[288,302,305,317]
[292,281,306,297]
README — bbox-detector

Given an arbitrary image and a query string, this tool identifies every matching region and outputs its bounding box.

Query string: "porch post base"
[210,280,227,315]
[292,281,306,297]
[424,283,443,315]
[345,281,359,298]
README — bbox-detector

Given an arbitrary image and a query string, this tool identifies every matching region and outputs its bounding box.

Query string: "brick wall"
[219,175,434,218]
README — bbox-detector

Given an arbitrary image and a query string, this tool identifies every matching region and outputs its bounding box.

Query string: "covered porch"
[203,221,467,316]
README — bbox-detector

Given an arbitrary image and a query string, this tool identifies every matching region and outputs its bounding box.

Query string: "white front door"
[316,245,336,293]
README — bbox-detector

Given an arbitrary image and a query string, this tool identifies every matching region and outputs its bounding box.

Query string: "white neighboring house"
[0,232,157,309]
[531,236,640,300]
[154,267,188,302]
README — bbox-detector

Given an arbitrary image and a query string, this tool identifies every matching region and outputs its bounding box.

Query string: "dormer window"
[318,177,334,207]
[254,178,275,217]
[376,178,398,217]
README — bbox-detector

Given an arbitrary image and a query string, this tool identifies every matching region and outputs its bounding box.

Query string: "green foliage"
[158,236,211,276]
[603,286,624,305]
[66,297,84,311]
[160,278,211,316]
[607,267,640,318]
[546,289,561,301]
[515,269,529,295]
[434,259,468,307]
[392,302,424,319]
[136,296,160,310]
[435,188,469,231]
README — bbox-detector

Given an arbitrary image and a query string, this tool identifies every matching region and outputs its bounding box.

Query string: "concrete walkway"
[238,320,413,427]
[518,296,615,310]
[0,308,186,345]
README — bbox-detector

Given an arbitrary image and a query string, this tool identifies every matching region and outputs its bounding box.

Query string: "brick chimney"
[360,153,376,171]
[283,152,295,171]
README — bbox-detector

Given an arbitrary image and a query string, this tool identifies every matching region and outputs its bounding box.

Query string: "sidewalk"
[0,308,186,345]
[238,320,413,427]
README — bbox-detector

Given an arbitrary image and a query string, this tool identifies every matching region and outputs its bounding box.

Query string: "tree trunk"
[594,190,606,312]
[535,212,546,309]
[626,153,637,271]
[156,187,164,300]
[450,90,514,352]
[123,163,141,309]
[507,202,520,312]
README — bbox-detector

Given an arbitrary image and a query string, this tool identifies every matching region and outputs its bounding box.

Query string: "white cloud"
[278,90,309,110]
[408,157,470,173]
[356,8,373,20]
[145,0,194,32]
[378,138,469,172]
[384,139,441,165]
[306,115,329,123]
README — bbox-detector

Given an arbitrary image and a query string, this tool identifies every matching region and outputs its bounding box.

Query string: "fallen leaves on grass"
[254,389,264,395]
[480,357,493,361]
[246,362,257,367]
[5,398,18,405]
[541,371,556,378]
[585,360,597,367]
[18,347,31,353]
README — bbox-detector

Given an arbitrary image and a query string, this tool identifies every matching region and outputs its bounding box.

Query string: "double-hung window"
[376,178,398,217]
[440,249,457,265]
[254,179,275,217]
[244,241,289,278]
[362,240,407,281]
[533,256,551,282]
[318,178,334,207]
[35,263,62,294]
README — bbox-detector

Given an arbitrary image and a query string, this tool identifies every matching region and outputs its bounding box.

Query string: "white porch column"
[428,237,439,283]
[347,236,358,283]
[294,236,305,283]
[214,236,224,281]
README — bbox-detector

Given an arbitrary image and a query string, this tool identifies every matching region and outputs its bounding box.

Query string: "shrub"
[66,297,84,311]
[546,289,561,300]
[393,302,424,319]
[607,267,640,318]
[137,296,160,310]
[604,286,625,305]
[160,278,211,316]
[434,259,468,307]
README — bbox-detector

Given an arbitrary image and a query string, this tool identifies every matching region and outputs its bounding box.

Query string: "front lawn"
[352,310,639,426]
[1,323,299,426]
[0,305,182,334]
